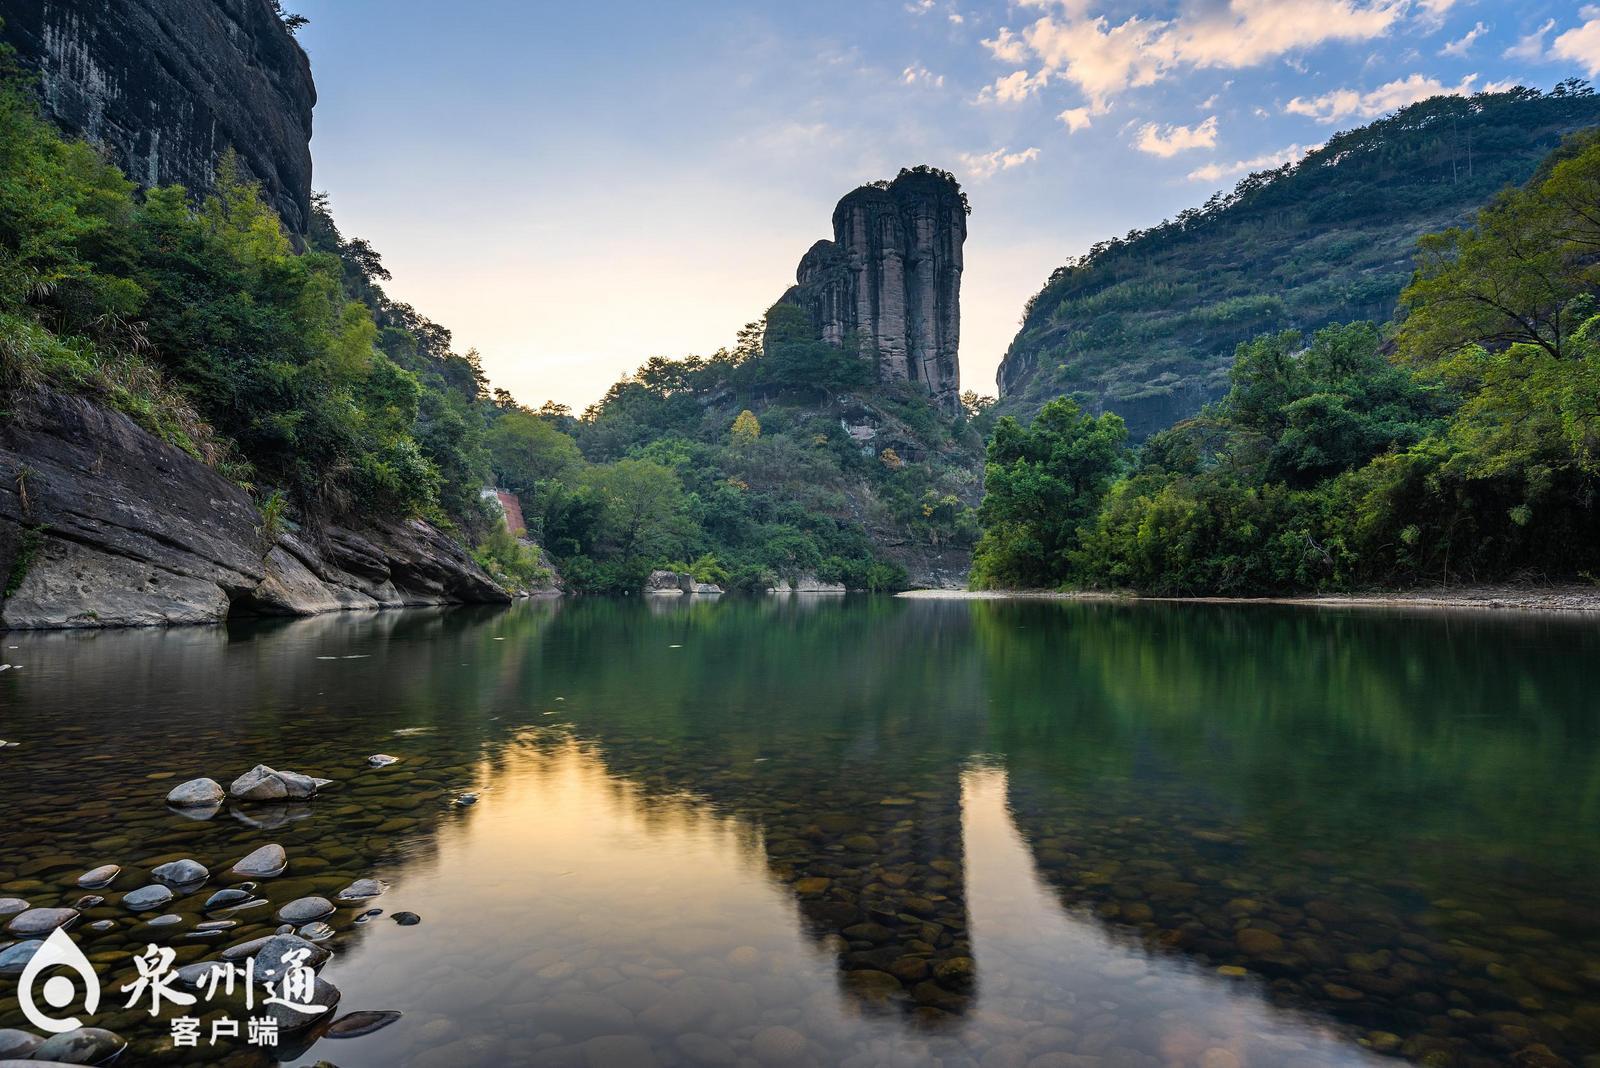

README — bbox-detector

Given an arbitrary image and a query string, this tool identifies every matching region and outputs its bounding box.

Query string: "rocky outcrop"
[778,167,967,415]
[643,570,723,596]
[0,0,317,232]
[0,387,510,629]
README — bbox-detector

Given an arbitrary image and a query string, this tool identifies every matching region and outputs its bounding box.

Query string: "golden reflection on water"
[298,738,1383,1066]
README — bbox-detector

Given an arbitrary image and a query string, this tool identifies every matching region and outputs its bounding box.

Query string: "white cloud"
[1503,18,1556,61]
[1482,78,1522,93]
[957,146,1042,179]
[981,27,1030,64]
[975,68,1050,104]
[1285,72,1478,123]
[1187,142,1318,183]
[1414,0,1459,30]
[1553,8,1600,76]
[1058,106,1095,131]
[949,12,964,24]
[995,0,1405,114]
[1440,21,1487,58]
[901,65,945,87]
[1135,115,1219,157]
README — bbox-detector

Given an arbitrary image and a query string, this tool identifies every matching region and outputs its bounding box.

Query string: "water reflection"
[0,597,1597,1066]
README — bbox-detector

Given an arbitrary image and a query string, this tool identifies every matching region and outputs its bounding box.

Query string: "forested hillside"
[997,82,1600,439]
[974,127,1600,594]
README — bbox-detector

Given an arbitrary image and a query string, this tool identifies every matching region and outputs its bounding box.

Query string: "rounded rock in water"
[204,888,254,911]
[5,906,79,936]
[324,1009,402,1038]
[335,877,387,902]
[76,864,120,889]
[367,753,399,767]
[0,940,44,978]
[0,1027,43,1059]
[298,920,335,942]
[392,910,421,926]
[277,894,335,924]
[165,777,224,808]
[229,843,288,878]
[0,897,29,916]
[33,1026,127,1065]
[230,764,322,802]
[122,885,175,912]
[151,858,209,886]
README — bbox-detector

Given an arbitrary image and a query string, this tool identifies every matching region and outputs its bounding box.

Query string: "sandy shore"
[898,584,1600,614]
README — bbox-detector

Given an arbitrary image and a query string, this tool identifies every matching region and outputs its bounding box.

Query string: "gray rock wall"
[0,0,317,231]
[0,388,510,630]
[780,169,966,414]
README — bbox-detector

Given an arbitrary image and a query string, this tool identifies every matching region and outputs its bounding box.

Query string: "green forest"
[997,82,1600,439]
[0,48,978,596]
[974,121,1600,594]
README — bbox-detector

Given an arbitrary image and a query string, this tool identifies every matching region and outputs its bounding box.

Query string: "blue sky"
[290,0,1598,409]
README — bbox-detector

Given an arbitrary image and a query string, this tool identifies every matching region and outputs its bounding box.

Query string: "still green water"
[1,597,1597,1067]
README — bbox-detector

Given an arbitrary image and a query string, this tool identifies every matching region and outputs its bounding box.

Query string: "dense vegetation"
[974,127,1600,593]
[998,82,1600,439]
[0,49,980,594]
[493,300,988,593]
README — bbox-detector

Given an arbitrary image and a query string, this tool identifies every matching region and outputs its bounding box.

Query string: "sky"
[289,0,1599,410]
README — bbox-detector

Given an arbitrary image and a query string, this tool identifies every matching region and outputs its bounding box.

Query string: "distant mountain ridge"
[996,82,1600,438]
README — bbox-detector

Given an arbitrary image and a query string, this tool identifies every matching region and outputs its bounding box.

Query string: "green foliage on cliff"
[978,129,1600,593]
[999,82,1600,439]
[482,307,984,594]
[0,53,500,534]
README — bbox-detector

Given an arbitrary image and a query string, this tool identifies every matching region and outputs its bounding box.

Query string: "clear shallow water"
[0,597,1598,1067]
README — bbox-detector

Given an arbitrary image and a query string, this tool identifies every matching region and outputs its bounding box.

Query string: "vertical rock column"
[778,168,967,414]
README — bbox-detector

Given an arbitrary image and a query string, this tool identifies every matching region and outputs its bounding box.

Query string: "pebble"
[165,777,224,808]
[76,864,120,889]
[368,754,400,767]
[230,764,325,802]
[334,878,387,902]
[150,858,209,886]
[32,1027,127,1065]
[204,888,254,911]
[0,1028,43,1059]
[0,940,43,978]
[5,906,79,935]
[122,884,175,912]
[277,896,335,924]
[230,843,288,878]
[325,1009,402,1038]
[0,897,29,916]
[392,911,421,926]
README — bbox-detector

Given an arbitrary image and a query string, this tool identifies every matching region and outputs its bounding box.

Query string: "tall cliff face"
[780,168,967,414]
[0,0,316,231]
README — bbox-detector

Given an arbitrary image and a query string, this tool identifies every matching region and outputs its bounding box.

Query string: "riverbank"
[899,584,1600,613]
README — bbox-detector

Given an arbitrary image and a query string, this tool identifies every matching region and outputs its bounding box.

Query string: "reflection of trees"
[974,600,1600,1065]
[517,596,990,1026]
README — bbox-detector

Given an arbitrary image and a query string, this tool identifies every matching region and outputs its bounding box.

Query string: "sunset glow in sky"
[291,0,1598,410]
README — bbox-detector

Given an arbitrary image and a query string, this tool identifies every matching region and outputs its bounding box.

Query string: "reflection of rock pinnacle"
[19,926,101,1034]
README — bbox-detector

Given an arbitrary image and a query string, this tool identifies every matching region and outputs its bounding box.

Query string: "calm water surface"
[1,597,1598,1067]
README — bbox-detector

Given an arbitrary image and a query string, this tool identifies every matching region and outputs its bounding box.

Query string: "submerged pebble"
[76,864,120,889]
[230,842,288,878]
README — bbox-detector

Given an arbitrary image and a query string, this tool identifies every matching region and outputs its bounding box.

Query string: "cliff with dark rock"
[0,388,509,629]
[779,167,967,415]
[0,0,316,231]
